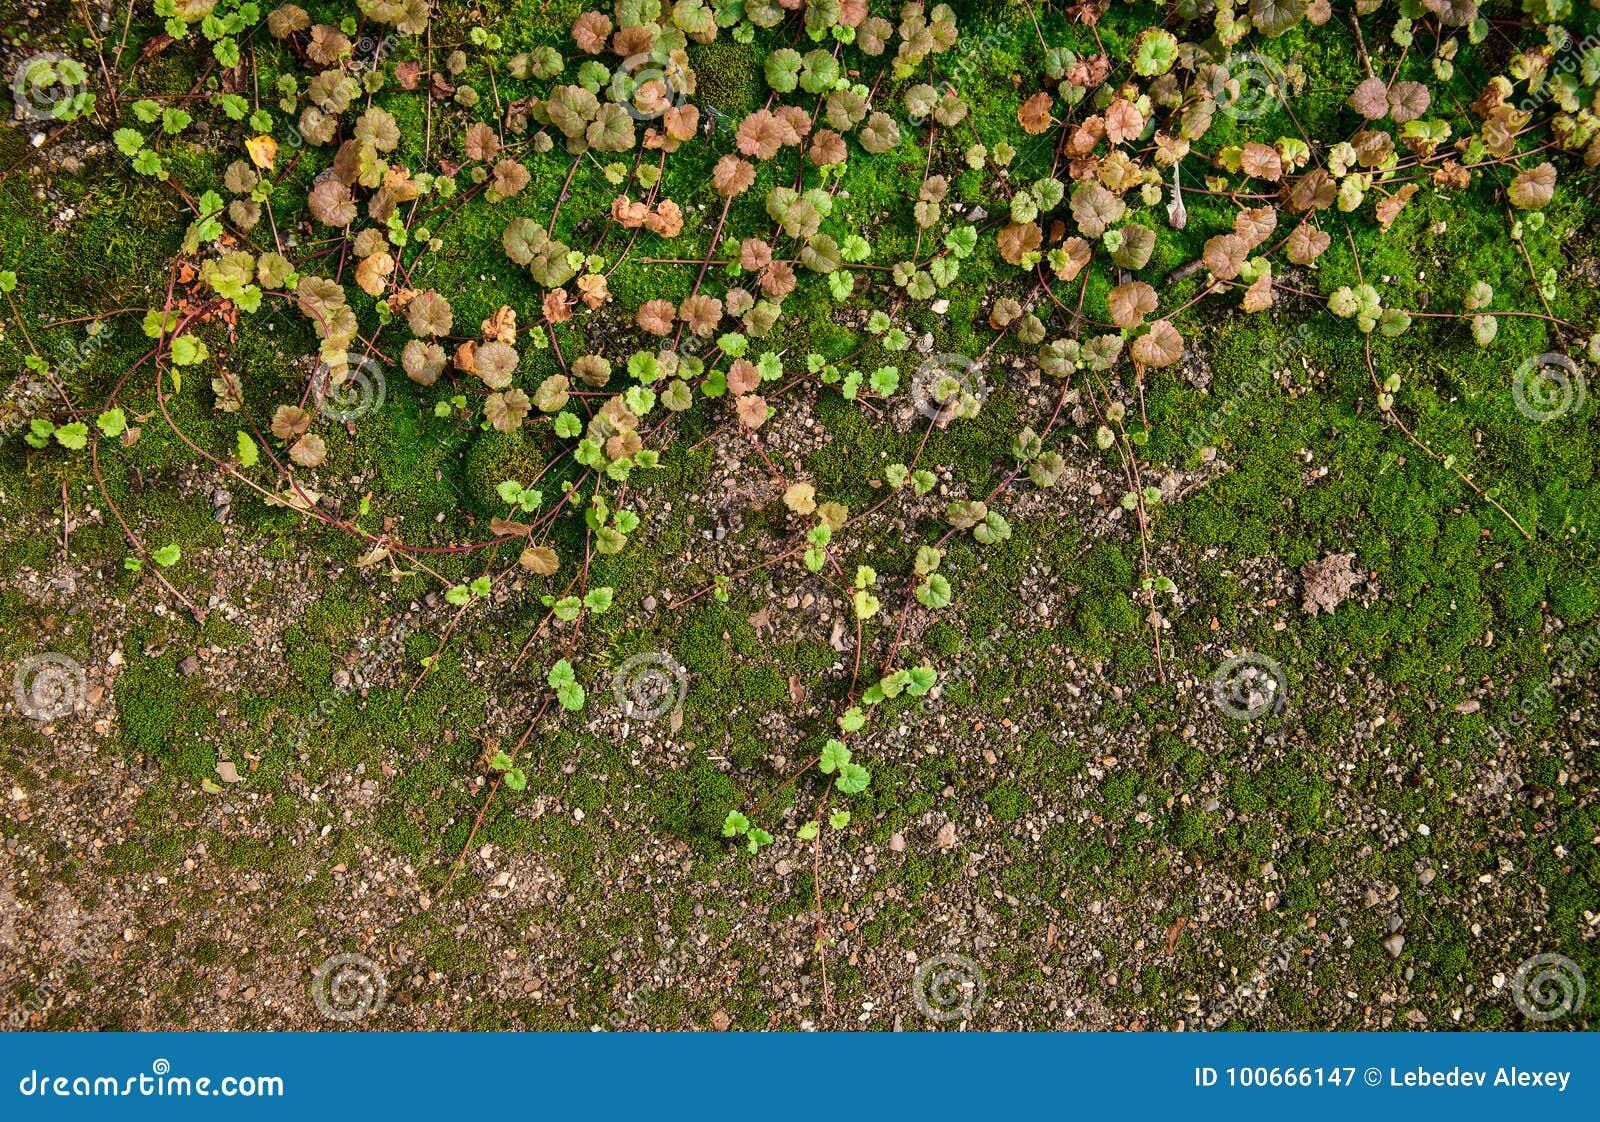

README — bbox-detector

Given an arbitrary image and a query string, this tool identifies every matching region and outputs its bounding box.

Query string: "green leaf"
[445,584,471,606]
[552,596,582,621]
[236,430,259,466]
[838,706,865,732]
[796,820,820,841]
[151,544,182,567]
[548,659,585,711]
[915,573,952,609]
[834,762,870,794]
[53,422,89,450]
[496,479,524,504]
[490,750,514,771]
[503,767,527,791]
[828,810,852,830]
[722,809,751,837]
[819,739,850,774]
[745,827,774,853]
[113,128,145,156]
[583,587,615,614]
[97,408,127,437]
[470,576,493,598]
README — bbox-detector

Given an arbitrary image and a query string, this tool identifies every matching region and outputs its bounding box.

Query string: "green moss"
[688,40,760,116]
[462,429,545,513]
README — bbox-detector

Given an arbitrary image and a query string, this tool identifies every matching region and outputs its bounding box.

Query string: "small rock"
[177,656,201,676]
[935,821,957,850]
[1383,933,1405,957]
[711,1010,731,1031]
[888,833,905,852]
[1418,868,1436,887]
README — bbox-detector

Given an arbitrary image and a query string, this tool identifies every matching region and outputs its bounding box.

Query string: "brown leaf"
[997,221,1042,265]
[1241,270,1274,313]
[543,288,574,325]
[1017,91,1054,135]
[1240,142,1283,182]
[1103,98,1144,145]
[577,273,610,309]
[1130,320,1184,368]
[1107,280,1157,329]
[519,546,559,576]
[1348,76,1389,120]
[734,393,768,430]
[490,517,534,537]
[271,404,312,439]
[481,305,517,344]
[1375,182,1419,230]
[1284,222,1331,265]
[636,299,674,336]
[1507,161,1556,210]
[1202,233,1249,280]
[289,433,327,467]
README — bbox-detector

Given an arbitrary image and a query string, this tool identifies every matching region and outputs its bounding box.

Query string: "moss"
[984,780,1032,822]
[462,429,545,513]
[687,40,760,116]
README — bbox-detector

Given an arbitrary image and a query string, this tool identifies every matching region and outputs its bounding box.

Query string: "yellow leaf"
[245,135,278,170]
